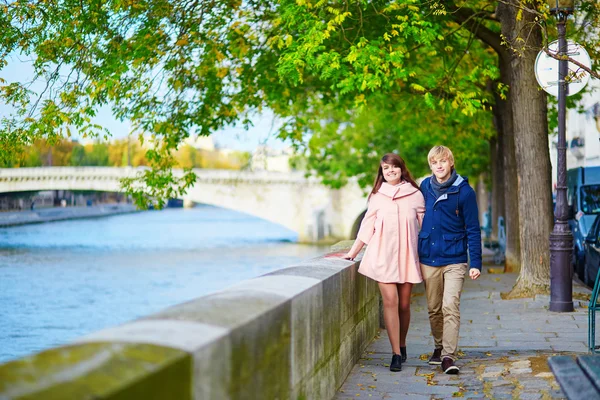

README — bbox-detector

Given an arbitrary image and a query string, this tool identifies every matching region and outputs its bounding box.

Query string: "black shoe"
[390,353,402,372]
[400,347,407,363]
[442,357,459,374]
[428,348,442,365]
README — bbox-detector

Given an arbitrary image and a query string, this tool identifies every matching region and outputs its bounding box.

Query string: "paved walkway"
[335,252,591,399]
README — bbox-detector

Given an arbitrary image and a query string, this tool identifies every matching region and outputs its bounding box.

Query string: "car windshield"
[581,185,600,214]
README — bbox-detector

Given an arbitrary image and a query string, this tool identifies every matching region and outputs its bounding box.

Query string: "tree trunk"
[449,2,521,272]
[490,126,503,241]
[495,60,521,273]
[498,1,553,295]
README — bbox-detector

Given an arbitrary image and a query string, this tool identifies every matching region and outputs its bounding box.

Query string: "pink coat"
[357,181,425,284]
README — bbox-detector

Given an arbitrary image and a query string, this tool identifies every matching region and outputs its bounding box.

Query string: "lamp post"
[548,0,575,312]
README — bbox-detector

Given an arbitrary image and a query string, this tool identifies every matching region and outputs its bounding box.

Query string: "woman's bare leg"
[378,282,401,354]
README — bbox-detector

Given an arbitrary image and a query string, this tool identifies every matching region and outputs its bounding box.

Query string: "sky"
[0,57,289,152]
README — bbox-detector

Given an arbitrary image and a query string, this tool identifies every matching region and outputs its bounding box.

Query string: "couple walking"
[344,145,482,374]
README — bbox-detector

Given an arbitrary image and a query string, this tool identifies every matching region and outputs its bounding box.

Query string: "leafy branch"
[542,47,600,80]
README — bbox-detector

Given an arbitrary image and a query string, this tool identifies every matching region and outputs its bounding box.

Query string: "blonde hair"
[427,145,454,166]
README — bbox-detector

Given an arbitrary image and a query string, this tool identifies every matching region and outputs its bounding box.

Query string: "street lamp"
[547,0,574,15]
[548,0,575,312]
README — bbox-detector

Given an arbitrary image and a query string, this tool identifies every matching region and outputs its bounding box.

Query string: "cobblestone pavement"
[335,253,592,400]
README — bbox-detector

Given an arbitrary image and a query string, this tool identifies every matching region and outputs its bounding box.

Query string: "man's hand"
[469,268,481,280]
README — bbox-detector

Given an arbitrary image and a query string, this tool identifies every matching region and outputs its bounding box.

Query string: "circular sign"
[534,40,592,97]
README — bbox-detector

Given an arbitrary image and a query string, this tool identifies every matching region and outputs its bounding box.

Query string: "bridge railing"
[0,167,321,184]
[0,166,140,176]
[0,241,379,400]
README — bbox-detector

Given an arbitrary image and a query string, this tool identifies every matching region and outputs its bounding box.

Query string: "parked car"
[583,214,600,287]
[567,166,600,285]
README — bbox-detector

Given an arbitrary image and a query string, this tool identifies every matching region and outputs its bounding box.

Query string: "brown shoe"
[442,357,459,374]
[428,348,442,365]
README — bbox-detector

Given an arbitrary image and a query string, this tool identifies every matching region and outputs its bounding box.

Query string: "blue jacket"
[418,175,482,270]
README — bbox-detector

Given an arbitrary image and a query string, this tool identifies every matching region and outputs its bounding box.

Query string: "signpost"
[535,40,592,97]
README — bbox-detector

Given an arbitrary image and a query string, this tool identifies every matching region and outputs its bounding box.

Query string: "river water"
[0,206,329,363]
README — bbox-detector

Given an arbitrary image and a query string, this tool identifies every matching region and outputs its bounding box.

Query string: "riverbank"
[0,203,138,227]
[0,240,376,399]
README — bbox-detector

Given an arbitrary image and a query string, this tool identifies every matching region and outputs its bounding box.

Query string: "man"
[418,145,482,374]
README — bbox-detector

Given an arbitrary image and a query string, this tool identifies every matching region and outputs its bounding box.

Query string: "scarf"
[430,169,458,199]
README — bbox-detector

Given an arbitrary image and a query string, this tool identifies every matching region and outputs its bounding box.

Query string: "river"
[0,206,330,363]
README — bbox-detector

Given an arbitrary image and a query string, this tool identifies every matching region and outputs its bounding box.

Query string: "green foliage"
[69,145,87,166]
[68,143,110,166]
[121,166,197,210]
[6,136,250,176]
[2,0,598,201]
[271,1,499,186]
[292,93,492,190]
[86,144,110,166]
[174,144,250,170]
[275,1,498,107]
[1,0,281,206]
[0,0,500,196]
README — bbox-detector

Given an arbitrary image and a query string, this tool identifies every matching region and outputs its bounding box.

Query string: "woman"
[344,153,425,372]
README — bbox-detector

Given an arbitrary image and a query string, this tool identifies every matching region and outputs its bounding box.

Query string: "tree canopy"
[0,1,502,199]
[4,0,600,293]
[1,0,281,205]
[1,1,598,203]
[270,1,502,187]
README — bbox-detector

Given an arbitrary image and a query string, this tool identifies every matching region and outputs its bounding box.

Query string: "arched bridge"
[0,167,367,242]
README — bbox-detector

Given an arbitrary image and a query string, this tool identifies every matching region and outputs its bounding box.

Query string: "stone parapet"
[0,242,379,400]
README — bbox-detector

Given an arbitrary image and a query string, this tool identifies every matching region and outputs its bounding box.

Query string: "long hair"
[370,153,420,196]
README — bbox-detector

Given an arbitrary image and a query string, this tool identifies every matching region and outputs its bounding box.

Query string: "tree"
[495,1,553,295]
[0,0,519,278]
[2,0,599,296]
[439,2,521,274]
[0,0,282,206]
[290,95,492,190]
[176,145,202,169]
[272,0,531,289]
[85,142,110,166]
[445,1,599,292]
[69,144,87,166]
[1,1,495,198]
[273,0,599,296]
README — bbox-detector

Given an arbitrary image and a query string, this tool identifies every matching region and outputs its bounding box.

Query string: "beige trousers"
[420,263,468,361]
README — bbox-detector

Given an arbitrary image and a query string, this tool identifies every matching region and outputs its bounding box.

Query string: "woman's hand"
[342,239,365,261]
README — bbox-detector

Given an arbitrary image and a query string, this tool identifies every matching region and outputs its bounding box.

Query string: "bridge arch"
[350,209,367,240]
[0,167,367,242]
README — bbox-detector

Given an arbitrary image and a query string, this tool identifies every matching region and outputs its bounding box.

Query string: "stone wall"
[0,241,379,400]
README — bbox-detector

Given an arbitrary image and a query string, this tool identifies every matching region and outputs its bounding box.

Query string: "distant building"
[184,135,215,151]
[550,79,600,188]
[251,145,293,172]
